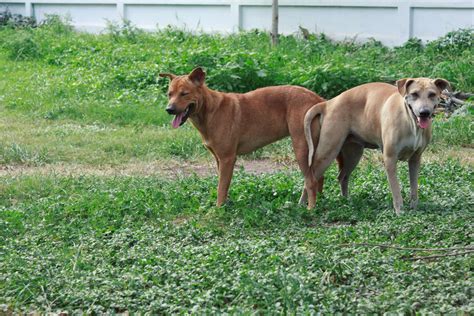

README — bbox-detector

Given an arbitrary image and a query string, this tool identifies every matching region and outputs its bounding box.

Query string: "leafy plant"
[0,160,472,313]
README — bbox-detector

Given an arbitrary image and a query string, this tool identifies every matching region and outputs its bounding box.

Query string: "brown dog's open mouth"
[171,104,194,128]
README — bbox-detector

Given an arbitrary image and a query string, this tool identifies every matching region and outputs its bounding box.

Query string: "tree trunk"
[271,0,279,46]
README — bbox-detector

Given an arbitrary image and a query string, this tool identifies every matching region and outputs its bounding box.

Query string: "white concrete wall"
[0,0,472,46]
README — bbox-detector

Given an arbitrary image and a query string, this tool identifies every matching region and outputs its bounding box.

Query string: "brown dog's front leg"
[216,155,236,207]
[408,154,421,210]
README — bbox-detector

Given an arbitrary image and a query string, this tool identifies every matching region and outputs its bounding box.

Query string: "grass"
[0,161,472,313]
[0,19,473,313]
[0,109,471,167]
[0,21,472,165]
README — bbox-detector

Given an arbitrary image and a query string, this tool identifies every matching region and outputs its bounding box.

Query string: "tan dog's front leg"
[408,154,421,210]
[383,154,403,215]
[216,155,236,207]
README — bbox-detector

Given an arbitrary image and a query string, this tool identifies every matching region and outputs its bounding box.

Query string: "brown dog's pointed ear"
[159,73,176,80]
[396,78,415,96]
[433,78,450,92]
[188,67,206,86]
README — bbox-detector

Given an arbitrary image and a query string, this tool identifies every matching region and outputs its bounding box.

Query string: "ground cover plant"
[0,17,473,313]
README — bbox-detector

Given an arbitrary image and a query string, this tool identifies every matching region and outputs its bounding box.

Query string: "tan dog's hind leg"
[216,155,237,206]
[383,153,403,214]
[307,125,348,209]
[303,102,325,167]
[408,154,421,210]
[338,142,364,197]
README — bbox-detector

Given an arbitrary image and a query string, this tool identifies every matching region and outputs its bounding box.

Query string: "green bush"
[0,20,472,124]
[5,29,41,59]
[427,28,474,53]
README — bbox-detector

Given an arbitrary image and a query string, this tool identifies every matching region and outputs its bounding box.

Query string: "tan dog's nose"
[419,108,431,117]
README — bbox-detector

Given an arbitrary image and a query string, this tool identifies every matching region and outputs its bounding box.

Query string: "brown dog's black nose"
[166,105,176,115]
[419,109,431,118]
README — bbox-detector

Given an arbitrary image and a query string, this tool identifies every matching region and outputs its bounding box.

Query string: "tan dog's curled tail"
[304,102,326,167]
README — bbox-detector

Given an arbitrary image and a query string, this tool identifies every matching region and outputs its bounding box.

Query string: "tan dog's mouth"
[416,116,431,129]
[171,103,195,128]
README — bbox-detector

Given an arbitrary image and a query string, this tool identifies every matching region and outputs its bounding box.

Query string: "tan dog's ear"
[188,67,206,86]
[159,73,176,80]
[433,78,450,92]
[396,78,415,96]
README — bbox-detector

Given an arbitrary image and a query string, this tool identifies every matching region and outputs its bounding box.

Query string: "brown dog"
[160,67,326,206]
[303,78,450,214]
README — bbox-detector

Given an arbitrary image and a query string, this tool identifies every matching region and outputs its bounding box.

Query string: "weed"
[0,143,50,165]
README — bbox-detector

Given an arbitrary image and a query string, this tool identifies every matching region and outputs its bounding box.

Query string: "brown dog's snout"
[166,104,177,115]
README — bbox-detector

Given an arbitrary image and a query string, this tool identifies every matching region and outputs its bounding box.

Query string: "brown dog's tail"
[304,101,326,167]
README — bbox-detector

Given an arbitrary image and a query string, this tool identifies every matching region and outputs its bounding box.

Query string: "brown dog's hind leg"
[305,174,321,209]
[216,155,237,207]
[298,187,308,205]
[290,131,323,207]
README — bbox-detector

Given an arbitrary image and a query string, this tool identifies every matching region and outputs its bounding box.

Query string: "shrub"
[5,29,41,59]
[427,28,474,52]
[0,10,36,28]
[0,23,472,125]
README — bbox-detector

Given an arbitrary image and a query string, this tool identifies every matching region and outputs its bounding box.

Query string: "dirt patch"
[0,147,471,178]
[0,158,298,178]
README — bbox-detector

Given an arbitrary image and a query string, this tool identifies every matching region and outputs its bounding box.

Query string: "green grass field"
[0,18,473,313]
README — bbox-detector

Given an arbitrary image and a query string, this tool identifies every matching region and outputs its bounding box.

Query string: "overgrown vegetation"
[0,17,473,313]
[0,18,472,164]
[0,17,472,125]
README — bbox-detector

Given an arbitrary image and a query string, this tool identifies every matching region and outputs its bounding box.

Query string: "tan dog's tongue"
[172,112,185,129]
[417,117,430,129]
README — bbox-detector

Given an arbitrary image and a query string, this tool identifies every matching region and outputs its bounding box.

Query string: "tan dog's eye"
[411,93,419,99]
[181,92,189,96]
[428,92,436,98]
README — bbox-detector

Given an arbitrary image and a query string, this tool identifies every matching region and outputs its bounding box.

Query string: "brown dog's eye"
[180,92,189,96]
[168,92,173,97]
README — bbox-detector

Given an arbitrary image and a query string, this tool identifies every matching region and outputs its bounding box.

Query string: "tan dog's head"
[159,67,206,128]
[396,77,450,129]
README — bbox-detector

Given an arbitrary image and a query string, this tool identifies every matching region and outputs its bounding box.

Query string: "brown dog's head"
[396,77,450,129]
[159,67,206,128]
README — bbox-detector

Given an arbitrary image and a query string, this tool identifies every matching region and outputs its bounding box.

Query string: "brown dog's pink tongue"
[417,117,430,129]
[172,112,185,129]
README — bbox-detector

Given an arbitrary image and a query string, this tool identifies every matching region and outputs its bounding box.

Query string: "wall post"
[398,0,412,45]
[25,1,33,17]
[230,1,241,32]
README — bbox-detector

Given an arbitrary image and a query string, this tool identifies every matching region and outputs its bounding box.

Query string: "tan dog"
[159,67,326,206]
[303,78,450,214]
